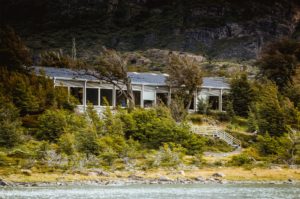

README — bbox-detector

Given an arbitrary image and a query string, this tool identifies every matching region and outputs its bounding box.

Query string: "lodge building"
[33,66,230,113]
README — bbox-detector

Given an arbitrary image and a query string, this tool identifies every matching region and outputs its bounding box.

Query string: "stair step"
[191,125,242,148]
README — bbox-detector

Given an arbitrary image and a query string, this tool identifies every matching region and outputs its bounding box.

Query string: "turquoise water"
[0,184,299,199]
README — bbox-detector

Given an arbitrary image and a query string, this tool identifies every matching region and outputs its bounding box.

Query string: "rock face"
[0,0,299,60]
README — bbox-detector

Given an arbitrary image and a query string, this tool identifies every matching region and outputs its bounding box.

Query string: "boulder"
[194,176,205,182]
[88,172,98,177]
[158,176,172,182]
[0,179,9,186]
[89,169,110,177]
[212,172,225,178]
[178,170,185,175]
[21,169,32,176]
[128,174,143,180]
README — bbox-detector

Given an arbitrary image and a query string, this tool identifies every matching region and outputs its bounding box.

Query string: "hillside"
[1,0,299,62]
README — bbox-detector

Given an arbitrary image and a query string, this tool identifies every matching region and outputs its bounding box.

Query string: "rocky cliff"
[1,0,299,61]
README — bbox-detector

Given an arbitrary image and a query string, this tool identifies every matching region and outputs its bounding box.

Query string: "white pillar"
[219,89,223,111]
[112,85,116,107]
[83,80,87,111]
[67,87,70,102]
[141,84,144,108]
[98,88,101,106]
[53,77,56,88]
[154,89,157,106]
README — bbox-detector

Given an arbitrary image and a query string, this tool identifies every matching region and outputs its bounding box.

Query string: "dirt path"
[204,147,243,158]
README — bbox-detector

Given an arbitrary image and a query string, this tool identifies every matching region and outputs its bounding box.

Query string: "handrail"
[191,125,242,148]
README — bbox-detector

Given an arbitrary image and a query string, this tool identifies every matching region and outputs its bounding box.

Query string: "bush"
[152,143,185,168]
[0,96,23,147]
[58,133,76,156]
[256,133,296,164]
[37,109,69,141]
[229,153,254,166]
[197,98,210,114]
[252,81,288,136]
[75,128,100,156]
[188,114,203,124]
[37,109,88,142]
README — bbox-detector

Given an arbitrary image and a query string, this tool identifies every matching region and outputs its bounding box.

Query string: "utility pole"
[72,37,77,61]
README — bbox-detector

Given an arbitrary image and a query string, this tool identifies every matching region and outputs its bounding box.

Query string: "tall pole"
[72,37,77,61]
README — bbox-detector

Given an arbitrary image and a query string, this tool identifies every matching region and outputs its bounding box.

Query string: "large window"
[70,87,83,105]
[86,88,99,106]
[116,90,127,107]
[209,96,219,110]
[134,91,141,107]
[156,93,168,105]
[100,89,113,106]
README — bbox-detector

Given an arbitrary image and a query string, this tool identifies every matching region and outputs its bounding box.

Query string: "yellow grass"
[1,167,299,183]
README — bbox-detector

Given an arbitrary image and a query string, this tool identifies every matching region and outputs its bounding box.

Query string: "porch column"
[141,84,144,108]
[67,87,70,102]
[219,89,223,111]
[98,88,101,106]
[154,89,157,106]
[112,85,116,107]
[53,77,56,88]
[83,80,87,111]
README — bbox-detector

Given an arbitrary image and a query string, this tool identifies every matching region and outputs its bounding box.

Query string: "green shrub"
[75,128,100,156]
[251,82,288,136]
[229,153,254,166]
[197,98,210,114]
[37,109,69,141]
[0,151,14,166]
[58,133,76,156]
[188,114,203,124]
[0,96,23,147]
[153,143,185,168]
[37,109,87,142]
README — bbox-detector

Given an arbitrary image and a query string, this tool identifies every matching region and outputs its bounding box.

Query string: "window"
[134,91,141,106]
[156,93,168,105]
[144,100,154,108]
[70,87,83,105]
[86,88,99,106]
[209,96,219,110]
[116,90,127,107]
[100,89,113,106]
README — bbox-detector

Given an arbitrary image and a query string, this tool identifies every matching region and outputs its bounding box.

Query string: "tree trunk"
[125,78,135,112]
[185,89,195,111]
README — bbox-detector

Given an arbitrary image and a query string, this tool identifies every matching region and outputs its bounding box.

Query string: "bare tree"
[166,52,203,111]
[86,47,135,111]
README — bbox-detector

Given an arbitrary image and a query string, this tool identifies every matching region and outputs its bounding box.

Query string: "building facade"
[33,66,230,113]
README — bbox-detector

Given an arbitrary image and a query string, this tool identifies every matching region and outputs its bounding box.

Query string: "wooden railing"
[191,125,242,148]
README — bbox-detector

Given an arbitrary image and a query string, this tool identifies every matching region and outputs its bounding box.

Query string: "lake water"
[0,183,299,199]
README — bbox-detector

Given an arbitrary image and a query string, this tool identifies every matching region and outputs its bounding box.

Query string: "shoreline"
[0,178,299,187]
[1,167,300,187]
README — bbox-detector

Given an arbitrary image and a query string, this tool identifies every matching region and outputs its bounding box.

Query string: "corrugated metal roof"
[32,66,230,89]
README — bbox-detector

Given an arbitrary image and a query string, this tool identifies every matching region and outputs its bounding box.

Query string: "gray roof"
[32,66,230,89]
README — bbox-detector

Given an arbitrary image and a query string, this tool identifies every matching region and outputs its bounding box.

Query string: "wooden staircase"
[191,125,242,148]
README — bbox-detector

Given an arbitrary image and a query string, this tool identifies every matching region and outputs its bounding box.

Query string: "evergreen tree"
[257,38,300,91]
[229,74,255,117]
[0,25,31,71]
[0,94,23,147]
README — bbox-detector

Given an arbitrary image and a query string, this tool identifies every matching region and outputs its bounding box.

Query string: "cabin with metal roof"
[33,66,230,113]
